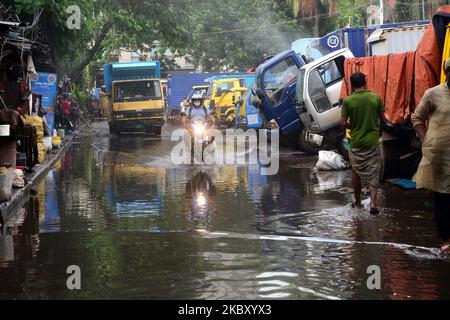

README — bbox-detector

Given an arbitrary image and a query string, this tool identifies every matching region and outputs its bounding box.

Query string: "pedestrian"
[62,95,72,131]
[70,96,79,127]
[341,72,385,214]
[413,58,450,253]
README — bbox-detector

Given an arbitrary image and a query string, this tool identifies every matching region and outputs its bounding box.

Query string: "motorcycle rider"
[181,93,215,161]
[182,92,213,123]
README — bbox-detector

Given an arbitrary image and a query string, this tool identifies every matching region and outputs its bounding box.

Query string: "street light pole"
[380,0,384,25]
[421,0,426,20]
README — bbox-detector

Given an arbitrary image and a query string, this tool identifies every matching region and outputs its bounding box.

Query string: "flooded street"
[1,122,449,300]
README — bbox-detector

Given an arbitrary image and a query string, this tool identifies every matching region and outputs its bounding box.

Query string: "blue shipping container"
[167,72,254,112]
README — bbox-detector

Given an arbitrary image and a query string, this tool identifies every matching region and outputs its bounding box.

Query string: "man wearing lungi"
[341,72,385,215]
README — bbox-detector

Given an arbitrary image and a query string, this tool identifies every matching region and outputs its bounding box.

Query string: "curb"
[0,124,86,225]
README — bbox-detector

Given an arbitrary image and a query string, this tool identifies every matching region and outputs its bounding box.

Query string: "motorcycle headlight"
[193,123,206,135]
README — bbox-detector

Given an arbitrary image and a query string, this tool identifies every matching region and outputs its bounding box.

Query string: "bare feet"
[351,201,363,210]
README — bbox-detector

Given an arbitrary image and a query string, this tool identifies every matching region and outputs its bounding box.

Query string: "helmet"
[191,92,204,107]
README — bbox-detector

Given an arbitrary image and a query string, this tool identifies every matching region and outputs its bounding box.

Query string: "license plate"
[247,114,259,125]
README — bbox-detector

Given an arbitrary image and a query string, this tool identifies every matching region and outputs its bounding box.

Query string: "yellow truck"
[204,78,248,126]
[103,62,165,135]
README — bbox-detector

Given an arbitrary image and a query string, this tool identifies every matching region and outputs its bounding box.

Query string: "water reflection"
[1,123,450,299]
[184,169,216,234]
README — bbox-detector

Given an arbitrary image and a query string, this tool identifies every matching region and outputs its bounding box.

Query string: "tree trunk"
[313,1,320,37]
[69,21,113,84]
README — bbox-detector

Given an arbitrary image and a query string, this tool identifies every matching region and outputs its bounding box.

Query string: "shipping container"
[318,20,429,58]
[367,24,428,56]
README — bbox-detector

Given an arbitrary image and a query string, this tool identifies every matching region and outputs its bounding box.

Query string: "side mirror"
[216,88,222,97]
[255,88,266,100]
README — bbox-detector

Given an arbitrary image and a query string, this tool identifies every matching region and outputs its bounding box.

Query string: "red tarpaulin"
[340,6,450,125]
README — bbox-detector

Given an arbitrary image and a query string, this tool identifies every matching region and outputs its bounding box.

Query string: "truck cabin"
[253,50,306,133]
[113,79,163,103]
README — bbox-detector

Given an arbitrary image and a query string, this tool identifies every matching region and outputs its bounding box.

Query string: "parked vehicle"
[204,77,250,126]
[167,72,250,119]
[254,20,437,156]
[252,49,308,147]
[309,7,450,180]
[234,85,263,129]
[103,61,165,135]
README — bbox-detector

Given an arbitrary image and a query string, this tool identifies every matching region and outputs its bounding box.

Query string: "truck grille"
[114,109,164,119]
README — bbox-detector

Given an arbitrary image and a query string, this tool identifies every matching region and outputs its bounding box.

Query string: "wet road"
[1,121,449,299]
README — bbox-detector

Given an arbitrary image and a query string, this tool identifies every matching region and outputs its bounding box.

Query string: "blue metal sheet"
[167,72,253,111]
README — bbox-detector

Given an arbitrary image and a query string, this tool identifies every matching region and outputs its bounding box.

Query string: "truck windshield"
[263,57,298,98]
[114,80,162,102]
[206,82,215,99]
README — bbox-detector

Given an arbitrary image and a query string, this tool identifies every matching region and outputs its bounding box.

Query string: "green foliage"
[187,0,305,71]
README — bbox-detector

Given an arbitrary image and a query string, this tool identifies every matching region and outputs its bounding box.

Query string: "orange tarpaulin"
[340,5,450,125]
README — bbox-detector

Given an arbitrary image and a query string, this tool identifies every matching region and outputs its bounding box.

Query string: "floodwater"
[0,122,449,300]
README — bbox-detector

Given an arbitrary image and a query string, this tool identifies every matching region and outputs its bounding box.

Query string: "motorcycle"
[187,118,215,162]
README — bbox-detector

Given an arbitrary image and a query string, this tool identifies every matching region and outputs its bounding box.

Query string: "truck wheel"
[299,129,320,155]
[381,140,400,181]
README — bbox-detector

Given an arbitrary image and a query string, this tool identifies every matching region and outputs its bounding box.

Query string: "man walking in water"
[413,58,450,253]
[341,72,385,215]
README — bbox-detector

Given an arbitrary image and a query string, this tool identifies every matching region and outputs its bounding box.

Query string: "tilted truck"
[103,61,165,135]
[253,16,446,160]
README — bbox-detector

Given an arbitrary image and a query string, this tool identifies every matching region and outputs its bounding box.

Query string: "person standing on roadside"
[341,72,385,215]
[413,58,450,253]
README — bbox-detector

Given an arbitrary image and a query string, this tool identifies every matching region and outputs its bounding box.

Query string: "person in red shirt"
[61,95,72,131]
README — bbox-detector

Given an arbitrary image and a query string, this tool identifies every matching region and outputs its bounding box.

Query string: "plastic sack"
[0,172,13,202]
[22,115,44,142]
[43,136,53,151]
[12,169,25,188]
[315,150,350,171]
[37,142,46,164]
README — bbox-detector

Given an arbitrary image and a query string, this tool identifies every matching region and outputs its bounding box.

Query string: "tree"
[187,0,304,71]
[8,0,197,83]
[287,0,337,37]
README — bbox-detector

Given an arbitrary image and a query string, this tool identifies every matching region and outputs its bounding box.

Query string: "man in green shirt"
[341,72,385,214]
